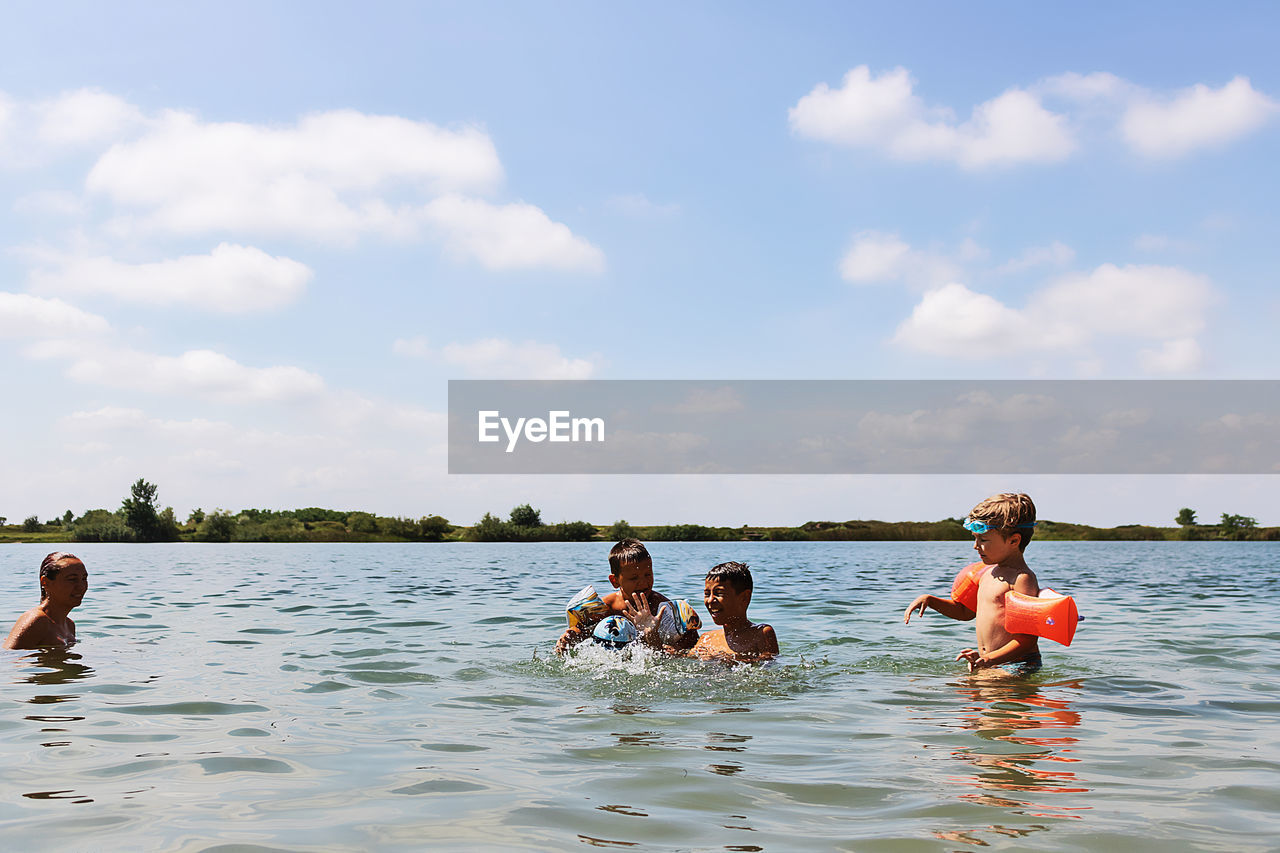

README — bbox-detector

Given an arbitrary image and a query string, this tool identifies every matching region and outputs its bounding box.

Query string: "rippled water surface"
[2,541,1278,851]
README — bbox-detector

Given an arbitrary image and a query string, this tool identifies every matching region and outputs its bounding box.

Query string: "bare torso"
[974,565,1039,659]
[4,607,76,650]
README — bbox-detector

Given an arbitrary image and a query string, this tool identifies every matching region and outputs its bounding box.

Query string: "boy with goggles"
[903,493,1043,674]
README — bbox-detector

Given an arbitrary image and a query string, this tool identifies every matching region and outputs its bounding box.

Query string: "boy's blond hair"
[968,493,1037,551]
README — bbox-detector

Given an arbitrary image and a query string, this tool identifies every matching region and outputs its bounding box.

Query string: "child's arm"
[555,626,588,654]
[669,626,699,651]
[903,594,976,624]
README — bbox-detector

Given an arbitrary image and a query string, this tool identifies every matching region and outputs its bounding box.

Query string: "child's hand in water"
[903,594,932,624]
[956,648,984,672]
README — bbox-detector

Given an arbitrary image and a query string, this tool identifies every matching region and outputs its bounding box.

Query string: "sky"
[1,1,1277,528]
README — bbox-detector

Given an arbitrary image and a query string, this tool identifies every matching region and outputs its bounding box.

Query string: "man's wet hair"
[706,561,753,594]
[608,538,651,574]
[39,551,81,599]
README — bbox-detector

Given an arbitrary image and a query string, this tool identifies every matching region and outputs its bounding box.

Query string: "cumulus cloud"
[88,108,503,228]
[893,263,1214,373]
[421,196,606,273]
[839,230,962,287]
[1122,76,1278,158]
[26,341,325,403]
[35,88,146,147]
[794,68,1277,167]
[440,338,599,379]
[29,243,313,312]
[0,292,110,338]
[789,66,1075,169]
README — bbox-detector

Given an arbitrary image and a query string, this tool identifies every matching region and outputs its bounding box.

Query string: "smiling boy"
[690,561,778,662]
[4,552,89,650]
[903,493,1041,673]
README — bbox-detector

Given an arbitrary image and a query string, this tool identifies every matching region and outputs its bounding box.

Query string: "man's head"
[704,561,753,626]
[964,493,1037,555]
[608,538,654,597]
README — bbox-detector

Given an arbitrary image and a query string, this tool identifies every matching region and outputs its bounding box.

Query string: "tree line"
[2,481,1276,544]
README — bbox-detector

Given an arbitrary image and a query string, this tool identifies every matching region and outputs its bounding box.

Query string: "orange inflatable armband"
[950,562,990,611]
[1004,588,1078,646]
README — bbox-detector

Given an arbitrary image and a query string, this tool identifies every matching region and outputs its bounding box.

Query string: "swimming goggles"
[963,517,1038,534]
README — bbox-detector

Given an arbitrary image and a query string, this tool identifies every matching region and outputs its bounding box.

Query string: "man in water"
[4,552,89,650]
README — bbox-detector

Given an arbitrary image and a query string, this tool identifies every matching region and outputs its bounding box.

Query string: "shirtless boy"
[4,552,89,650]
[903,493,1041,673]
[690,562,778,662]
[555,539,699,654]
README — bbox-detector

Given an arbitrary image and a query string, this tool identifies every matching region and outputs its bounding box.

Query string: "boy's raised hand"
[622,592,669,644]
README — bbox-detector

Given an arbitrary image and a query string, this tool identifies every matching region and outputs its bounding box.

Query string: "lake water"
[2,540,1278,852]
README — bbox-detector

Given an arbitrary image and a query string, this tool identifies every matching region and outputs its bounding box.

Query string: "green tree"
[509,504,543,527]
[188,508,206,526]
[606,519,636,540]
[22,515,41,532]
[72,509,133,542]
[121,478,164,541]
[1219,513,1258,539]
[1176,507,1197,526]
[346,512,378,534]
[198,510,237,542]
[469,512,510,541]
[0,516,7,526]
[418,515,452,541]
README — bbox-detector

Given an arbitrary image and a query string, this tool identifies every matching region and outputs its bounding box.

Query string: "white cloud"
[893,263,1214,373]
[1138,338,1202,374]
[422,196,606,273]
[892,282,1038,358]
[1038,72,1134,102]
[838,230,962,287]
[26,341,325,403]
[392,336,432,358]
[994,241,1075,274]
[440,338,599,379]
[29,243,312,313]
[0,292,110,338]
[839,231,912,283]
[1122,76,1278,158]
[35,88,146,147]
[1031,263,1212,340]
[789,66,1075,169]
[87,107,504,239]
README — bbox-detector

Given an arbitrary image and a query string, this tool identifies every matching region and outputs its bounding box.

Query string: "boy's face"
[609,558,654,598]
[972,530,1019,564]
[703,576,750,626]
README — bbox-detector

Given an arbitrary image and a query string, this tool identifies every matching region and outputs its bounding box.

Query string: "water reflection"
[937,675,1089,844]
[12,649,95,689]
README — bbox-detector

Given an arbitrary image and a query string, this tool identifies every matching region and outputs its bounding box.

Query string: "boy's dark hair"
[706,561,753,594]
[40,551,80,599]
[609,538,651,574]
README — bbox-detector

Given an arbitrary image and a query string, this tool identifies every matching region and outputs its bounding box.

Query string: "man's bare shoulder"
[4,609,58,650]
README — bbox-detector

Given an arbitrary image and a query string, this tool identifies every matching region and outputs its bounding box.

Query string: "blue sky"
[2,2,1277,527]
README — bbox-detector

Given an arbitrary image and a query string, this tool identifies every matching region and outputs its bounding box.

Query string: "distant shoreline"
[3,518,1275,545]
